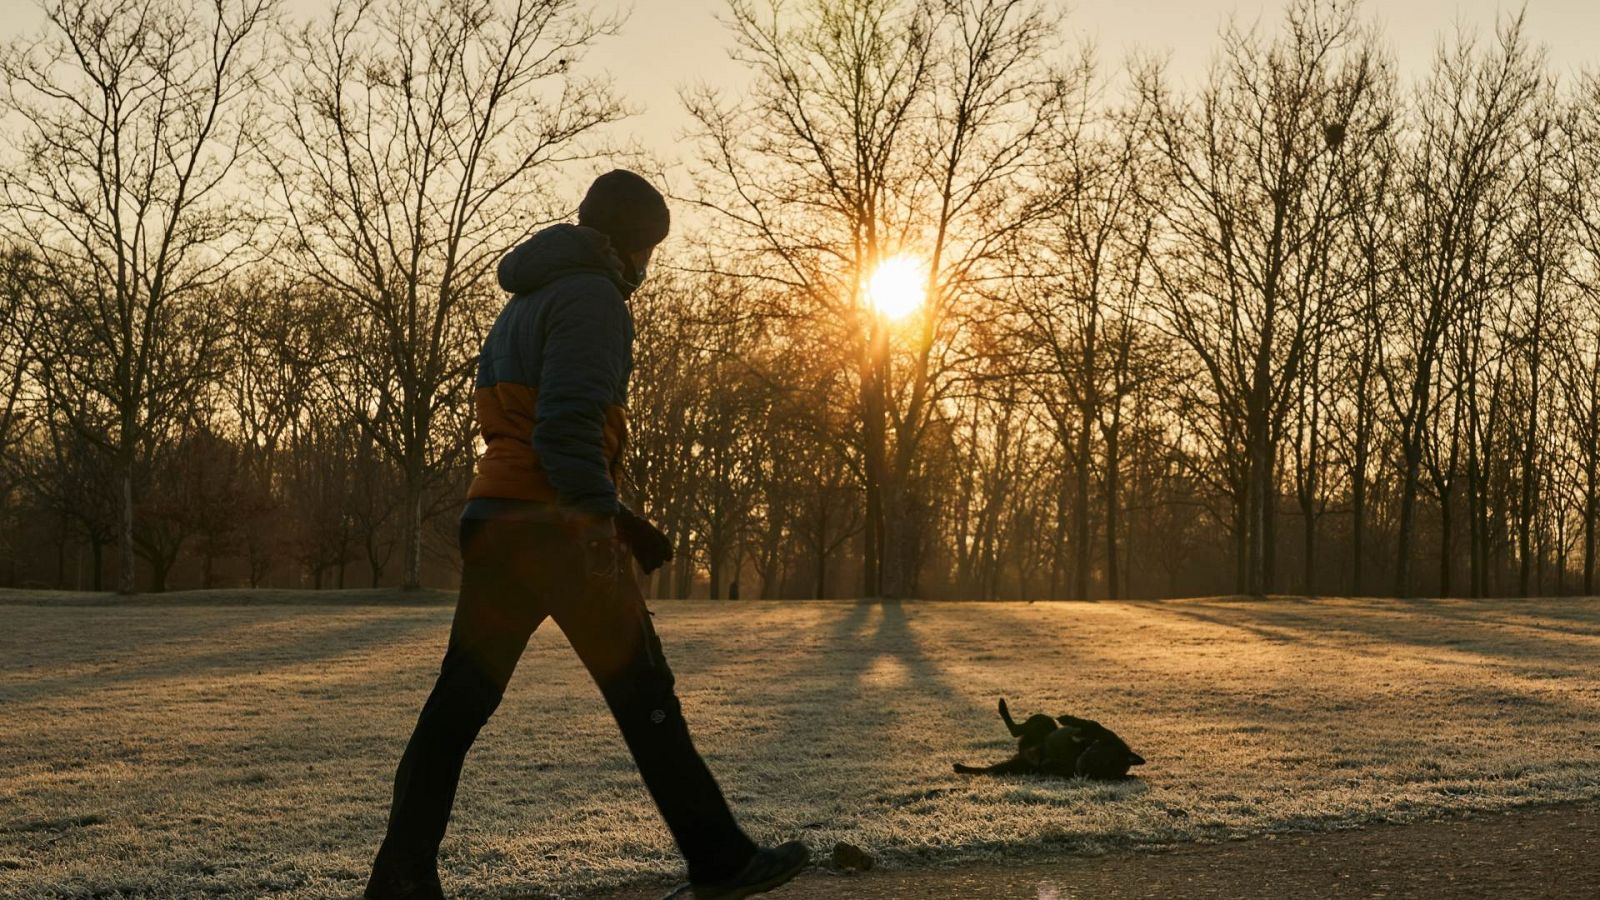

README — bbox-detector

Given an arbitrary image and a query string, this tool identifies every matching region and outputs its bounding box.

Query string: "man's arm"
[533,284,630,518]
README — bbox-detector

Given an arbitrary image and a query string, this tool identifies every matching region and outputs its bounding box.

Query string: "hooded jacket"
[465,224,635,516]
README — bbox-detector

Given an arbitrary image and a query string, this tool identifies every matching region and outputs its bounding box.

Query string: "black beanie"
[578,169,671,253]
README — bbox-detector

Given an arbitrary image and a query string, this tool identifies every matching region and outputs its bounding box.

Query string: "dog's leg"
[954,755,1035,776]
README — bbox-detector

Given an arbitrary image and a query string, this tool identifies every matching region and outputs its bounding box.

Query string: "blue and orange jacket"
[466,224,635,516]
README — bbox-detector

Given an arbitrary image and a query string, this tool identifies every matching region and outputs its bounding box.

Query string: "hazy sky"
[5,1,1600,193]
[594,0,1600,164]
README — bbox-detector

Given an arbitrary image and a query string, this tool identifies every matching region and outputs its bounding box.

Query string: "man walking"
[365,170,809,900]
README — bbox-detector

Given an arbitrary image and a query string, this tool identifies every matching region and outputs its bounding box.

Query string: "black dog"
[954,698,1145,780]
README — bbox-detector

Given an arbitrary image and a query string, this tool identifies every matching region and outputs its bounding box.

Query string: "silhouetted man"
[365,170,809,900]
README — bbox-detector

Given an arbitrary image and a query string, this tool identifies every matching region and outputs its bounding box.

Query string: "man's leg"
[370,520,547,886]
[554,541,758,885]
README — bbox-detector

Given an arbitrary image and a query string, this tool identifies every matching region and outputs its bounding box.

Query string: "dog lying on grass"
[954,698,1145,780]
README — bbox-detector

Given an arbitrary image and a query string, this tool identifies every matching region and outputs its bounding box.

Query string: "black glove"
[615,505,674,574]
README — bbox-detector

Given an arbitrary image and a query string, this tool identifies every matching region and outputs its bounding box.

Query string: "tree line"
[3,0,1600,601]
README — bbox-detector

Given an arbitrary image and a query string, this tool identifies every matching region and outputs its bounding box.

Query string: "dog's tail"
[953,762,988,775]
[998,697,1025,736]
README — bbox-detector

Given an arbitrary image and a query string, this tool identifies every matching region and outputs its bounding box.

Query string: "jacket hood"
[497,224,631,296]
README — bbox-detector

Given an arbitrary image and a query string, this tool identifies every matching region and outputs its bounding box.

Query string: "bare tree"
[1333,83,1401,595]
[268,0,625,588]
[1561,71,1600,593]
[220,275,340,584]
[1142,0,1380,595]
[0,0,276,592]
[1011,75,1157,599]
[1382,15,1540,597]
[1508,91,1572,595]
[15,403,121,588]
[5,0,1600,601]
[687,0,1067,597]
[0,248,40,510]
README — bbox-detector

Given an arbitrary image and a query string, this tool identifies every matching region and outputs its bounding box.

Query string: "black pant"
[375,516,757,883]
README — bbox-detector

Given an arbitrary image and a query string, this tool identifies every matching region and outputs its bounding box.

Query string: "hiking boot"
[664,841,811,899]
[363,856,445,900]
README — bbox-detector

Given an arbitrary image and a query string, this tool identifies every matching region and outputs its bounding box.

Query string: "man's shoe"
[363,859,445,900]
[666,841,811,899]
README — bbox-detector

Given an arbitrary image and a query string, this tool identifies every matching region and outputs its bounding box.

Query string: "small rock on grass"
[830,841,875,873]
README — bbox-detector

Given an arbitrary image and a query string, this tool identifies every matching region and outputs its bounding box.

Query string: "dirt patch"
[604,803,1600,899]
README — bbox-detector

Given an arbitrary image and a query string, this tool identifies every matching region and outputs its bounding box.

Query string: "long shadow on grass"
[1408,602,1600,640]
[0,606,297,675]
[0,610,446,705]
[748,601,1143,837]
[1173,599,1597,675]
[744,601,980,825]
[1147,604,1590,722]
[917,601,1590,732]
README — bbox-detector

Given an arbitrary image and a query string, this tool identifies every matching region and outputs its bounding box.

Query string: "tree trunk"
[1396,444,1421,599]
[1104,426,1121,600]
[880,479,912,599]
[1263,452,1276,595]
[1467,437,1484,599]
[1585,457,1597,596]
[862,478,882,597]
[1439,487,1453,598]
[119,458,136,594]
[707,520,723,603]
[674,533,694,598]
[91,540,104,591]
[1556,516,1567,596]
[1351,451,1367,595]
[402,475,424,590]
[813,505,830,599]
[149,552,174,593]
[1536,516,1548,595]
[1074,410,1092,600]
[1234,488,1248,594]
[1350,332,1375,597]
[1245,426,1272,597]
[1302,500,1316,597]
[861,333,888,598]
[55,512,69,588]
[1587,367,1600,596]
[1049,481,1068,598]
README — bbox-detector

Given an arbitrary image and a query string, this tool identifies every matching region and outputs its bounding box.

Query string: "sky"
[592,0,1600,165]
[4,0,1600,198]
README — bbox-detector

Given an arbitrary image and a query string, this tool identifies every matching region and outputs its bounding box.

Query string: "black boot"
[364,849,445,900]
[664,841,811,900]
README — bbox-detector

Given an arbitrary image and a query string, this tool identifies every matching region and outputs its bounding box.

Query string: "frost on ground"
[0,594,1596,898]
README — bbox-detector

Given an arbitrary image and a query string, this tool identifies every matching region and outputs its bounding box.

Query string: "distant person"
[728,579,740,601]
[365,171,809,900]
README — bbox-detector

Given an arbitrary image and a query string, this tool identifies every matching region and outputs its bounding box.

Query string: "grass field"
[1,592,1597,898]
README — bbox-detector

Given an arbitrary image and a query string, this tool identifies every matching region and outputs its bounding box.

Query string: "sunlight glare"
[866,254,927,321]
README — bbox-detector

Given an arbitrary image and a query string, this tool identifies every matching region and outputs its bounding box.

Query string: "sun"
[865,254,927,321]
